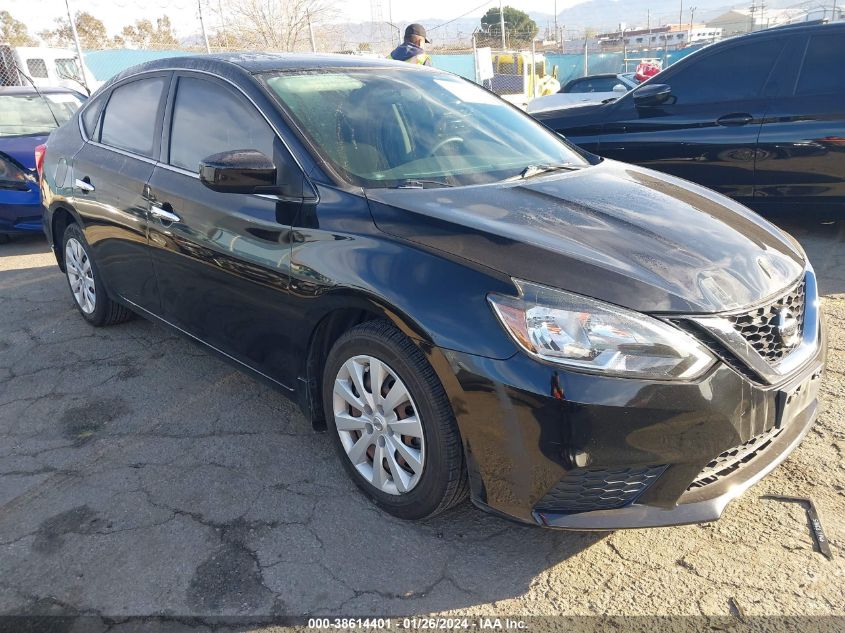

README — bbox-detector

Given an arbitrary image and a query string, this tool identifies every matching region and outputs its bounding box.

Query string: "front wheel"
[322,320,468,519]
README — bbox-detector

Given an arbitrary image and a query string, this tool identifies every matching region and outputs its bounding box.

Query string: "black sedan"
[533,22,845,216]
[40,54,825,529]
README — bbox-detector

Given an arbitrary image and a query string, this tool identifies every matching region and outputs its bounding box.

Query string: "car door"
[596,35,790,204]
[145,73,304,388]
[70,72,170,313]
[754,29,845,214]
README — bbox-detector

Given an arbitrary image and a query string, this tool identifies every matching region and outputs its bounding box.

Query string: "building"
[704,6,841,36]
[596,24,721,51]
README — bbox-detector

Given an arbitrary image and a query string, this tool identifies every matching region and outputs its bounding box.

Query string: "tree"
[216,0,336,52]
[480,5,538,46]
[120,16,180,49]
[1,11,37,46]
[38,12,109,49]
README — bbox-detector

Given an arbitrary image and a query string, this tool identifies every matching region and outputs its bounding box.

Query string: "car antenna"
[11,60,60,128]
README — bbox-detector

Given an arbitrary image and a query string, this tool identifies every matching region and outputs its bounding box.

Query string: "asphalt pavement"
[0,219,843,623]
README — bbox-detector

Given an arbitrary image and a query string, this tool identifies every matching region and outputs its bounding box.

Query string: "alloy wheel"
[65,237,96,314]
[332,355,425,495]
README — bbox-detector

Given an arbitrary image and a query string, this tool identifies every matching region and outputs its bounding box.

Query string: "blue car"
[0,86,85,242]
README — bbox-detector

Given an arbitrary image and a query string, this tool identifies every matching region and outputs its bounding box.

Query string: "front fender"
[289,227,520,363]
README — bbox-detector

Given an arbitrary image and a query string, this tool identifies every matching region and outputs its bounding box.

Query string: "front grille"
[727,279,806,364]
[535,465,666,514]
[672,319,763,383]
[687,427,783,489]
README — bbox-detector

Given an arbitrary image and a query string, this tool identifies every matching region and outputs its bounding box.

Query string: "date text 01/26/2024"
[307,619,528,630]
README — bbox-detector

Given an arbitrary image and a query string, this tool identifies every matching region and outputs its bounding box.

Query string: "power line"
[428,0,493,31]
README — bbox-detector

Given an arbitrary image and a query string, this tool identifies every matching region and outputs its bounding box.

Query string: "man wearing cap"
[388,24,432,66]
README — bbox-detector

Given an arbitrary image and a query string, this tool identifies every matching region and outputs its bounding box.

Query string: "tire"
[322,320,468,520]
[62,223,133,327]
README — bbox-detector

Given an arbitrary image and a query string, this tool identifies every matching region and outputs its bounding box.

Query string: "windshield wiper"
[394,179,454,189]
[503,163,582,182]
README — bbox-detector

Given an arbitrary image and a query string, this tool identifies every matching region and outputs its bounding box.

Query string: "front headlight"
[488,279,715,380]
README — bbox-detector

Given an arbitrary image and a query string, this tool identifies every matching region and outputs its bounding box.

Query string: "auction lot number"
[308,618,526,630]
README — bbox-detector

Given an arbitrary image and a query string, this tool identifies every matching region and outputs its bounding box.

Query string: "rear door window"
[100,76,166,157]
[55,58,82,81]
[26,59,48,78]
[796,33,845,96]
[167,76,275,172]
[664,38,785,104]
[81,92,106,138]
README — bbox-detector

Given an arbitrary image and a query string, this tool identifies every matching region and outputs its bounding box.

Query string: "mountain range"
[412,0,813,38]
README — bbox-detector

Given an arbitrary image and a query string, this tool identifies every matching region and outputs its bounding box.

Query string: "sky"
[8,0,587,38]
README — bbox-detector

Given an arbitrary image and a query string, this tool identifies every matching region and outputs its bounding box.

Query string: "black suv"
[534,23,845,215]
[40,54,825,529]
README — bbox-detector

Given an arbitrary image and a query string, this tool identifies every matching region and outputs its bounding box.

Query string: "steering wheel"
[428,136,464,157]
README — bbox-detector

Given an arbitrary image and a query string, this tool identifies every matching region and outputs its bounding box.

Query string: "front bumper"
[429,314,826,530]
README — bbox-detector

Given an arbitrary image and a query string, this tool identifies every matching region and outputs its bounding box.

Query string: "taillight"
[35,144,46,180]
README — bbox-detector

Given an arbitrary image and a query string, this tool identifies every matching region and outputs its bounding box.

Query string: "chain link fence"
[1,0,722,107]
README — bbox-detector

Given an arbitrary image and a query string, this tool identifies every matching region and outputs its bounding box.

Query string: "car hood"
[533,101,606,124]
[0,133,48,170]
[366,160,806,314]
[527,93,618,114]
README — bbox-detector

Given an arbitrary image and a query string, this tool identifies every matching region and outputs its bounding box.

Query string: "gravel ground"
[0,218,843,623]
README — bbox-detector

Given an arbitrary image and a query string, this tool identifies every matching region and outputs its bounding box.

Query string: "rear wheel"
[322,320,468,519]
[62,223,132,327]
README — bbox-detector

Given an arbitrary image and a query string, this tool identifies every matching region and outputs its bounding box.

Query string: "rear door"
[754,29,845,213]
[145,73,302,387]
[596,35,790,205]
[70,72,170,312]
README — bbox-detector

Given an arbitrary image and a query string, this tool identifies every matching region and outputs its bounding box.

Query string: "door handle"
[74,177,95,193]
[150,205,181,223]
[717,113,753,127]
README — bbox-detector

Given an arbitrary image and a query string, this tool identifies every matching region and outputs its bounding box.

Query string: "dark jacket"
[388,42,432,65]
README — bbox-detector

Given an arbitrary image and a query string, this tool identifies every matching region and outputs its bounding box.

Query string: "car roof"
[119,53,435,77]
[727,19,844,41]
[101,52,443,94]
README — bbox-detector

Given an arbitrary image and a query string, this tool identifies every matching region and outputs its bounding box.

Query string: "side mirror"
[199,149,278,194]
[633,83,672,107]
[612,83,627,93]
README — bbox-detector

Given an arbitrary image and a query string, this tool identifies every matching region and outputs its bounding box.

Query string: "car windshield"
[263,69,589,188]
[0,92,84,136]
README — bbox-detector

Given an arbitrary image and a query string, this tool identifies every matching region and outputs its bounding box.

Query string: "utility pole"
[688,6,696,43]
[749,2,756,32]
[584,34,589,75]
[499,0,506,49]
[198,0,211,54]
[63,0,89,93]
[554,0,558,43]
[678,0,684,30]
[307,10,317,53]
[621,23,627,71]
